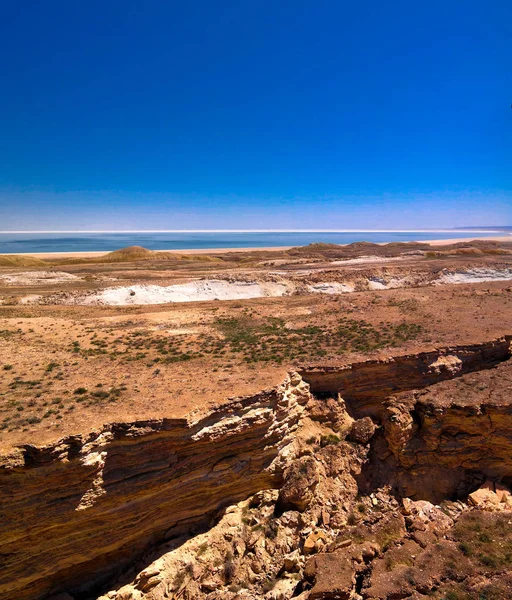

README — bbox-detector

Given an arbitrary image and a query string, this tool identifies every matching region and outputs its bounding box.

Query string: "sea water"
[0,231,505,254]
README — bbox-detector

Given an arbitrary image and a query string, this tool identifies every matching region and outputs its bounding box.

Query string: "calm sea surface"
[0,231,504,254]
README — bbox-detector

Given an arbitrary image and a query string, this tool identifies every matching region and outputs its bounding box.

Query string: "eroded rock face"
[0,375,311,600]
[299,336,512,418]
[96,436,368,600]
[370,359,512,502]
[95,470,512,600]
[2,340,512,600]
[347,417,376,444]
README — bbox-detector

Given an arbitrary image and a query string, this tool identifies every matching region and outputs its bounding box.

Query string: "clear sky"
[0,1,510,230]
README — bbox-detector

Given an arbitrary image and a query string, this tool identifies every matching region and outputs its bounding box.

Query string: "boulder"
[347,417,377,444]
[468,487,500,509]
[278,456,324,512]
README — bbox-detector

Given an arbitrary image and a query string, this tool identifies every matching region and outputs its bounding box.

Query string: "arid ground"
[1,239,512,600]
[1,239,511,451]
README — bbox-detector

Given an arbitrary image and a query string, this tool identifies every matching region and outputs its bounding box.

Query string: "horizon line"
[0,228,510,234]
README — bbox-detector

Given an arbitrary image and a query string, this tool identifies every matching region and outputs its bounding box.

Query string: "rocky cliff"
[299,336,512,418]
[0,376,311,600]
[96,354,512,600]
[1,338,511,600]
[368,357,512,502]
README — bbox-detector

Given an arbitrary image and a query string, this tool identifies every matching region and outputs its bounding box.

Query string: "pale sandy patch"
[329,255,410,265]
[423,236,512,246]
[367,277,388,290]
[20,294,43,304]
[58,280,291,306]
[437,268,512,285]
[307,282,354,294]
[367,276,409,290]
[0,271,79,285]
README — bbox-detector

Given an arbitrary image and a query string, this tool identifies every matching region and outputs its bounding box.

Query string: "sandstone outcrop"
[1,339,512,600]
[0,375,311,600]
[299,336,512,418]
[96,459,512,600]
[369,357,512,502]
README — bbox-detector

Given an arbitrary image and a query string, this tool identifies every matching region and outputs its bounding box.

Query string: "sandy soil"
[5,246,295,258]
[421,235,512,245]
[2,281,512,451]
[1,239,512,451]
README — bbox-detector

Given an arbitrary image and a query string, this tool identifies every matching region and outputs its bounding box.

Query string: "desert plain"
[1,238,512,600]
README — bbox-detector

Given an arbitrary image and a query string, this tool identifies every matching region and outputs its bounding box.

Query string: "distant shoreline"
[0,229,509,234]
[2,246,294,258]
[2,236,510,259]
[418,235,512,246]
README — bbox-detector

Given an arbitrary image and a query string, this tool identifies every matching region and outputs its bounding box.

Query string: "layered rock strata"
[1,338,512,600]
[300,336,512,418]
[97,410,512,600]
[0,375,311,600]
[367,357,512,502]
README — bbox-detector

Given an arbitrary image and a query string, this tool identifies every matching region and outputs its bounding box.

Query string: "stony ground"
[1,242,512,451]
[1,241,512,600]
[96,366,512,600]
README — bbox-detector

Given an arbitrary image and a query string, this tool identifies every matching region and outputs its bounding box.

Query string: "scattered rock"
[283,550,302,572]
[468,481,512,510]
[347,416,377,444]
[278,456,323,512]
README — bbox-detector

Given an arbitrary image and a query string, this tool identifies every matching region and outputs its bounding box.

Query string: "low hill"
[91,246,222,263]
[0,255,48,267]
[95,246,159,262]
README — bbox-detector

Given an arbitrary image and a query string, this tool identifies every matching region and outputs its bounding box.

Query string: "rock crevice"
[1,338,512,600]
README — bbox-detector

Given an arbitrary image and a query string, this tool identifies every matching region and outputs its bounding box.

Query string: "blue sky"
[0,0,510,230]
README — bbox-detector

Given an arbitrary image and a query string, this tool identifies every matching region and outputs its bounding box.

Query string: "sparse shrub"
[265,520,279,540]
[479,554,498,568]
[196,542,208,556]
[458,541,472,556]
[262,578,277,593]
[224,550,236,583]
[454,511,512,572]
[173,569,187,589]
[320,434,341,447]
